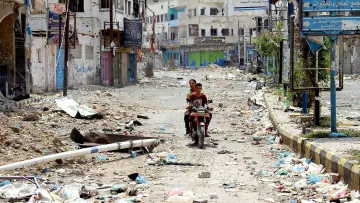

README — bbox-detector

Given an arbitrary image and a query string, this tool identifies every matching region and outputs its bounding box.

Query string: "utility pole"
[110,0,114,86]
[63,0,70,96]
[243,22,246,66]
[238,18,240,65]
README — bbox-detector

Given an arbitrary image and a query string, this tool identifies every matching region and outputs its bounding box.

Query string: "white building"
[29,0,140,92]
[144,0,270,67]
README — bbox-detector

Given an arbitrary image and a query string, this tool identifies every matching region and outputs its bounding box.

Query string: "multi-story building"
[28,0,141,93]
[144,0,270,68]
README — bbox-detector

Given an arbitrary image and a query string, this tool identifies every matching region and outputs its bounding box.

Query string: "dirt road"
[0,68,289,202]
[60,69,275,202]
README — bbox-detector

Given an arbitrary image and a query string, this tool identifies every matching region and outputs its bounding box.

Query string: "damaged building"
[27,0,142,93]
[0,0,45,100]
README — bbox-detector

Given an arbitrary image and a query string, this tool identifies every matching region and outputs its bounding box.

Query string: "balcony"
[178,17,199,26]
[169,19,178,27]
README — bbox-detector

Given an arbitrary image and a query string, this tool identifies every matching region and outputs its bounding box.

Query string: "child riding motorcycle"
[187,83,212,138]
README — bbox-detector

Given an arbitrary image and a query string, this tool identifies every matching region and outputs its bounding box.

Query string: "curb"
[264,92,360,191]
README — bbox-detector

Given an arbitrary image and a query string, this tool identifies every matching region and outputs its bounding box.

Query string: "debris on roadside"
[55,97,105,119]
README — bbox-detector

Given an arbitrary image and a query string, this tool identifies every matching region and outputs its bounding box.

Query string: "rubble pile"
[246,90,359,203]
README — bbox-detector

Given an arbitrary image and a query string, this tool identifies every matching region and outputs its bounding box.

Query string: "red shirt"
[189,93,208,107]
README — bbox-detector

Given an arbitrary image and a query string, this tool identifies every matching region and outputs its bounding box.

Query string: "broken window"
[201,8,205,15]
[101,0,110,9]
[221,29,229,36]
[210,8,218,16]
[59,0,84,12]
[201,29,205,36]
[210,28,217,36]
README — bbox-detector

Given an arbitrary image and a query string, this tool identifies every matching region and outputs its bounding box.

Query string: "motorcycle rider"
[188,83,212,137]
[184,79,197,135]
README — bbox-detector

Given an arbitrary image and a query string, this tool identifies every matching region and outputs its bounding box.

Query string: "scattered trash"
[198,172,211,179]
[159,125,166,131]
[137,115,149,119]
[128,173,148,184]
[130,151,137,158]
[97,156,107,161]
[166,188,183,197]
[217,150,233,154]
[110,184,128,195]
[55,97,105,118]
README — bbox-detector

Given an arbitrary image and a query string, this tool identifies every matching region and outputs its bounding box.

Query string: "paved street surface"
[0,68,357,202]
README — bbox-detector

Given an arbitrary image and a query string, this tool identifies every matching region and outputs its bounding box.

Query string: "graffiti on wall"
[75,63,94,73]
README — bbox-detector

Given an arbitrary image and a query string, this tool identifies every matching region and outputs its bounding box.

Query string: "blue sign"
[302,17,360,32]
[303,0,360,12]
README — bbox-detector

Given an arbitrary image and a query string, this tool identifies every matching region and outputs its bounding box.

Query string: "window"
[221,28,229,36]
[210,8,218,15]
[170,14,175,20]
[239,28,244,36]
[157,15,160,23]
[126,0,131,15]
[201,29,205,36]
[231,29,234,36]
[161,14,164,22]
[193,9,197,16]
[165,14,168,21]
[210,28,217,36]
[188,9,192,17]
[201,8,205,15]
[161,5,163,9]
[59,0,84,12]
[101,0,109,9]
[116,0,124,10]
[37,49,41,63]
[171,33,175,40]
[85,45,94,59]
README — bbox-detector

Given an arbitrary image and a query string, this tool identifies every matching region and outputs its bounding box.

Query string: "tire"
[198,125,205,149]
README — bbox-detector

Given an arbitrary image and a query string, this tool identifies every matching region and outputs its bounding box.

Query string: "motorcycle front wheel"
[198,125,205,149]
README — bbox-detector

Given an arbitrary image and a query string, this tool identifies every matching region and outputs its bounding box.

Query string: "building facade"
[143,0,270,68]
[28,0,141,93]
[0,0,46,99]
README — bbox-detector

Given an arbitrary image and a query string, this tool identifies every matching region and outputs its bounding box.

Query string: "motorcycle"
[189,99,213,149]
